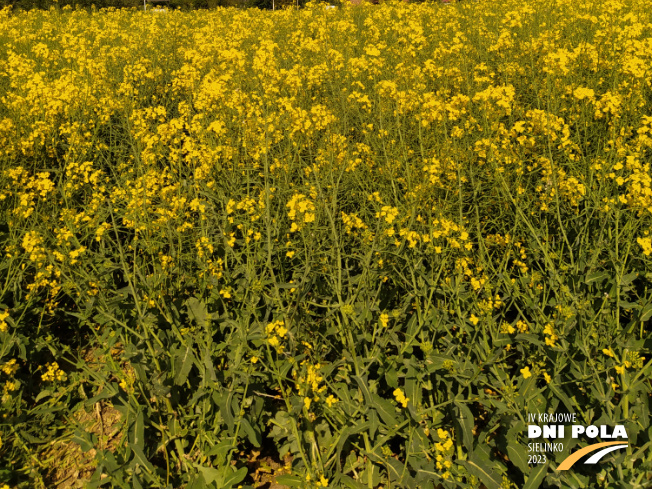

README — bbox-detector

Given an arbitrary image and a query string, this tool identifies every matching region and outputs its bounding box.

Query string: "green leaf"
[360,462,381,487]
[454,402,474,453]
[523,462,547,489]
[222,466,248,488]
[197,465,222,484]
[174,343,195,386]
[132,408,145,451]
[130,444,156,476]
[621,271,638,286]
[186,297,207,328]
[205,439,234,464]
[404,365,421,407]
[640,303,652,322]
[186,473,208,489]
[335,474,365,489]
[240,418,261,447]
[549,384,575,413]
[514,333,544,346]
[621,301,638,310]
[368,409,379,440]
[385,368,399,389]
[84,383,118,407]
[215,391,235,433]
[461,458,501,489]
[405,313,420,340]
[203,348,218,386]
[507,445,529,473]
[371,393,399,429]
[35,389,52,403]
[585,271,610,284]
[72,429,95,453]
[132,474,143,489]
[425,353,453,373]
[353,375,372,405]
[335,421,371,471]
[386,457,414,485]
[274,475,305,487]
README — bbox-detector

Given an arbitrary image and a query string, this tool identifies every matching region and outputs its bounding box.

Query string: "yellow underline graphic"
[557,442,629,471]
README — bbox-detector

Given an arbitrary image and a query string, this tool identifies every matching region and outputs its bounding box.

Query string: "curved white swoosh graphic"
[584,444,628,464]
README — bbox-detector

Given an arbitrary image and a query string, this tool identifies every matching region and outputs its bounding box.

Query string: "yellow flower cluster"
[1,359,18,376]
[1,358,19,402]
[3,169,55,219]
[435,429,454,480]
[195,236,214,259]
[472,84,515,117]
[266,320,288,352]
[393,388,409,408]
[379,312,389,328]
[341,212,367,236]
[287,193,316,232]
[294,361,328,405]
[515,320,529,334]
[376,206,399,225]
[118,363,136,394]
[325,394,338,407]
[500,322,516,335]
[638,236,652,256]
[0,310,10,333]
[604,349,644,376]
[543,323,559,347]
[41,362,67,382]
[573,87,595,101]
[226,194,266,224]
[306,473,330,488]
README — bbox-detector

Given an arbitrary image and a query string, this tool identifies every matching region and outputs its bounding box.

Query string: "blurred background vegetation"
[0,0,318,10]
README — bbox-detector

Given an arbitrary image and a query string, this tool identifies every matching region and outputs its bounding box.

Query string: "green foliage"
[0,0,141,10]
[1,0,652,488]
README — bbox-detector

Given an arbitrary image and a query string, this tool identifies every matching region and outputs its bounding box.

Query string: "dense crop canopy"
[1,0,652,487]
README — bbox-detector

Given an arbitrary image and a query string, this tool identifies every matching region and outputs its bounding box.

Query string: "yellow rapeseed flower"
[379,313,389,328]
[393,388,409,408]
[637,237,652,256]
[325,395,338,407]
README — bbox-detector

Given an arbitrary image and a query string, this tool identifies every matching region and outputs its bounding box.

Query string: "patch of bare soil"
[41,400,123,488]
[243,448,294,489]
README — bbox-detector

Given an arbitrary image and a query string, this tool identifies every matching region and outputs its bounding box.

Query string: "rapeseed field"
[1,0,652,487]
